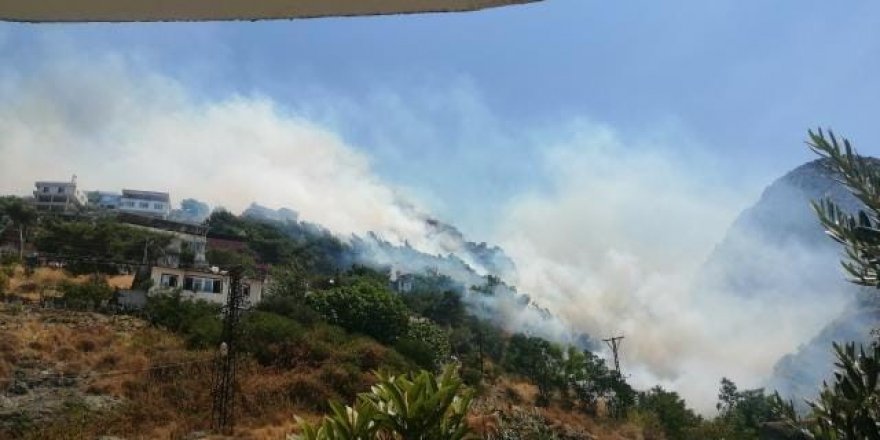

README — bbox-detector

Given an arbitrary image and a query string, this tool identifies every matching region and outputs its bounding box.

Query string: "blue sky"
[2,0,879,238]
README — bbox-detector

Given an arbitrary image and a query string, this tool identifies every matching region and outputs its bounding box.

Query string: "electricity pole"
[211,267,246,435]
[603,335,624,375]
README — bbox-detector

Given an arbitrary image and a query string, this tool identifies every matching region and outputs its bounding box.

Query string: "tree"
[504,334,564,406]
[808,129,880,288]
[268,263,310,300]
[206,248,257,273]
[810,342,880,439]
[307,278,410,344]
[636,386,701,439]
[0,196,37,259]
[713,377,779,439]
[395,319,451,370]
[804,129,880,439]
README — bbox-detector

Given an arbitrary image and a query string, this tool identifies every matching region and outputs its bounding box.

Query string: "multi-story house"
[148,266,268,306]
[119,189,171,218]
[32,176,87,212]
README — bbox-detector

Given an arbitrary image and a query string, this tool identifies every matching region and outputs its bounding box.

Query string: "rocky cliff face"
[697,159,860,301]
[696,158,878,407]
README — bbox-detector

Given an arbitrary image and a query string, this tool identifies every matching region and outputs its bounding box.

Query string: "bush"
[146,290,220,332]
[636,386,701,439]
[307,279,409,344]
[61,277,114,309]
[394,338,437,371]
[405,319,451,369]
[240,311,305,365]
[294,365,473,440]
[186,315,223,349]
[810,342,880,439]
[257,295,323,327]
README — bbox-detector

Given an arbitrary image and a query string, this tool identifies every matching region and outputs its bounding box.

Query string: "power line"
[603,335,624,375]
[211,266,247,435]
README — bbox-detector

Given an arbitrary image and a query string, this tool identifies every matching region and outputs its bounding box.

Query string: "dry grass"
[0,305,364,439]
[6,266,134,298]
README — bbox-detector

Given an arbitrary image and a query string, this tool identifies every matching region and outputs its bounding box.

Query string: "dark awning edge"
[0,0,542,23]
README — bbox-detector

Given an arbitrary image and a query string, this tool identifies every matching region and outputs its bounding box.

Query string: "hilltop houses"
[33,176,88,213]
[27,176,270,307]
[119,189,172,218]
[149,265,268,306]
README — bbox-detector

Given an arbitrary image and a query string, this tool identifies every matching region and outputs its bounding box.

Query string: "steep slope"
[696,158,878,406]
[697,158,862,301]
[241,204,580,346]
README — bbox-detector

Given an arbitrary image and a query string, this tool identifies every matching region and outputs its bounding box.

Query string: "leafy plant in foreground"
[293,365,474,440]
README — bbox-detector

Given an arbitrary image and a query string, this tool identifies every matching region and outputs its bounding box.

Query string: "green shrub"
[294,365,474,440]
[307,279,409,344]
[61,277,114,309]
[145,290,221,346]
[405,319,452,369]
[240,311,305,365]
[257,295,323,326]
[394,338,437,371]
[635,386,702,439]
[186,315,223,348]
[810,342,880,439]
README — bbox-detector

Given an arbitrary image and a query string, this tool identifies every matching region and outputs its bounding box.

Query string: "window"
[183,276,223,293]
[57,187,64,193]
[160,273,179,288]
[42,186,49,193]
[154,203,164,210]
[139,201,149,209]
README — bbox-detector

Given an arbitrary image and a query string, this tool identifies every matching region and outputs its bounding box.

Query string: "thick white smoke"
[496,126,851,411]
[0,54,444,250]
[0,48,852,413]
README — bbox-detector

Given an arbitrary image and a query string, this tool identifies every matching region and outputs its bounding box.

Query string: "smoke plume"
[0,47,854,413]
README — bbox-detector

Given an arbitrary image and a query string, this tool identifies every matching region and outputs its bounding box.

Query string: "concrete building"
[119,189,171,218]
[117,213,208,269]
[149,266,267,306]
[33,176,87,212]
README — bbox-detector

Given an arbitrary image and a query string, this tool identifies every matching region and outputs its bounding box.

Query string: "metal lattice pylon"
[211,268,246,435]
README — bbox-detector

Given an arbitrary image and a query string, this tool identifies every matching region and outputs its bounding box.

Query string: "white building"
[148,266,268,306]
[117,213,208,269]
[33,176,87,212]
[119,189,171,218]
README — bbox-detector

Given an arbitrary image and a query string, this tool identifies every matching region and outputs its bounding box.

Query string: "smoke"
[496,125,852,411]
[0,53,443,249]
[0,45,854,413]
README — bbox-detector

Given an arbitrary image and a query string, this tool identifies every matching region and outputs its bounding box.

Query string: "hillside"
[0,272,652,439]
[695,158,879,405]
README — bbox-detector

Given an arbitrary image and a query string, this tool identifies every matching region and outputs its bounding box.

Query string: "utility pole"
[603,335,624,375]
[211,267,246,435]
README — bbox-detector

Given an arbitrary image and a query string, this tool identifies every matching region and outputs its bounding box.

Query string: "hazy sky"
[3,0,880,239]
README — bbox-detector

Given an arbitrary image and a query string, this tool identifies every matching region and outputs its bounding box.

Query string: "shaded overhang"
[0,0,542,23]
